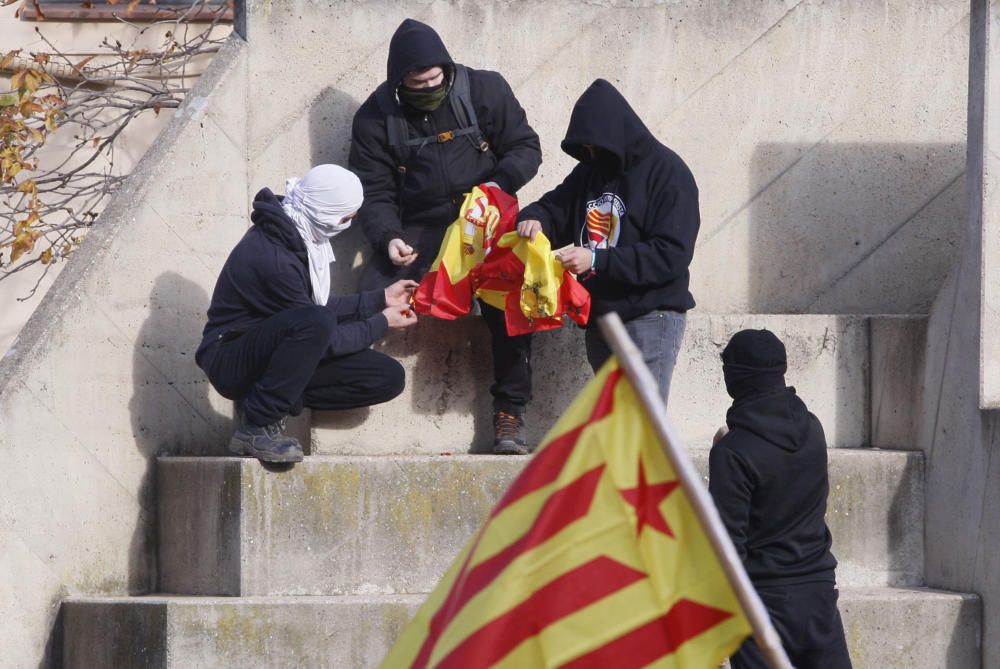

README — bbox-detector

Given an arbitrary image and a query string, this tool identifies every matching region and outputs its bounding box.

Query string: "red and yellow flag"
[412,184,590,335]
[380,360,752,669]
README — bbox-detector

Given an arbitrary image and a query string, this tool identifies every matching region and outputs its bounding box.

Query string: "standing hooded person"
[196,164,418,463]
[709,328,852,669]
[349,18,544,454]
[517,78,700,400]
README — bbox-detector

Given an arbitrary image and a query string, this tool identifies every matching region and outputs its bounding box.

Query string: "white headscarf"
[282,164,364,305]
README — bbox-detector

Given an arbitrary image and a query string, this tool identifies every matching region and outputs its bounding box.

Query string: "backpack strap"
[375,82,412,174]
[449,64,490,153]
[376,66,491,177]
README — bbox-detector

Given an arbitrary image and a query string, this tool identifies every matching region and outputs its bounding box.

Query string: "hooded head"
[281,164,364,306]
[282,164,363,243]
[720,329,788,402]
[387,19,454,94]
[561,79,657,177]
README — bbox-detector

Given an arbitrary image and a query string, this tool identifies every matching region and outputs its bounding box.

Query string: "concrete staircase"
[62,315,982,668]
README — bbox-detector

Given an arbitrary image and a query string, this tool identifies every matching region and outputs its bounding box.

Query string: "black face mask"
[398,82,449,112]
[583,147,620,180]
[723,364,786,401]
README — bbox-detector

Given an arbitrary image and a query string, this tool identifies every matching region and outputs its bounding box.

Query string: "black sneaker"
[493,411,529,455]
[229,420,303,463]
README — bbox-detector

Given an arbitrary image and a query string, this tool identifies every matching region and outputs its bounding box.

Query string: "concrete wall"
[920,1,1000,667]
[244,0,968,315]
[0,34,249,668]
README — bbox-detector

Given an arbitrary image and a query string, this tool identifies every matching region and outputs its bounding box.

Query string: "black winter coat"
[349,19,542,264]
[709,387,839,587]
[195,189,388,369]
[518,79,700,323]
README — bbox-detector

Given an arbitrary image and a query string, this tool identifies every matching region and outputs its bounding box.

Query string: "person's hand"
[517,219,542,241]
[385,279,418,307]
[383,305,417,329]
[555,246,594,274]
[388,238,418,266]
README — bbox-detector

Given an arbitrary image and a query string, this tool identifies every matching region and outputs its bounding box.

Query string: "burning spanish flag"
[412,184,590,335]
[380,359,753,669]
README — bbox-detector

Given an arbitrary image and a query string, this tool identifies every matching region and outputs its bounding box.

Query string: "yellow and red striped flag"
[412,184,590,335]
[380,359,752,669]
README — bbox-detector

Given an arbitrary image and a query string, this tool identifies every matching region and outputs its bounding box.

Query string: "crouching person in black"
[709,329,852,669]
[196,164,418,463]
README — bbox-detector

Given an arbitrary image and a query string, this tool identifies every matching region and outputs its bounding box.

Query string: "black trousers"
[202,305,404,427]
[731,582,852,669]
[360,260,533,415]
[479,301,532,415]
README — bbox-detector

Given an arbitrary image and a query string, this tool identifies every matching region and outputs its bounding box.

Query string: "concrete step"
[310,314,925,455]
[158,449,923,597]
[61,587,981,669]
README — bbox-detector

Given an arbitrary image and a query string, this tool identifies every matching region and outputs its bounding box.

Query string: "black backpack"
[375,64,491,176]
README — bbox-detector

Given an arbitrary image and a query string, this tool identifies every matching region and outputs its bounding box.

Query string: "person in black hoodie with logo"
[196,164,418,464]
[709,329,852,669]
[516,79,698,401]
[349,18,543,454]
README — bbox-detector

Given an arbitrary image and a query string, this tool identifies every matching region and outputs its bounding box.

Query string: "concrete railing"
[0,32,250,668]
[916,1,1000,667]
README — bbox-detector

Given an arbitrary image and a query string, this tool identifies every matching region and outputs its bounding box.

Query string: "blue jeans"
[585,310,686,402]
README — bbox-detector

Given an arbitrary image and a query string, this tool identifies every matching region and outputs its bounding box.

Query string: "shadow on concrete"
[128,272,230,595]
[743,143,963,449]
[38,598,64,669]
[886,454,923,589]
[745,142,964,315]
[310,86,367,296]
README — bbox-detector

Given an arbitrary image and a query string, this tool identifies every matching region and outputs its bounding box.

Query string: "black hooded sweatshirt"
[349,19,542,258]
[709,385,838,587]
[517,79,700,323]
[194,188,388,369]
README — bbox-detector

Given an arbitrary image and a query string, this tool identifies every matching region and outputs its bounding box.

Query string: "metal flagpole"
[598,313,795,669]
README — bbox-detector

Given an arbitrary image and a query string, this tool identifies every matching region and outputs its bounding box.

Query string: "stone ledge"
[157,448,924,597]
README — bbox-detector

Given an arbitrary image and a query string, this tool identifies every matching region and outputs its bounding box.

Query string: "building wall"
[920,1,1000,667]
[245,0,969,315]
[0,35,249,668]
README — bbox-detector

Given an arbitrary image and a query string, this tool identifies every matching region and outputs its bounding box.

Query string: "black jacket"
[195,188,388,368]
[709,387,838,587]
[349,19,542,259]
[518,79,700,323]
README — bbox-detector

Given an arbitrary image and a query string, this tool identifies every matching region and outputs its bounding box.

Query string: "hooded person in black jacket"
[709,329,852,669]
[196,164,418,463]
[516,79,699,401]
[349,18,543,454]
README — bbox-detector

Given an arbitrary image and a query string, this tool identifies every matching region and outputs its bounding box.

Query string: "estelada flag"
[412,184,590,335]
[380,360,752,669]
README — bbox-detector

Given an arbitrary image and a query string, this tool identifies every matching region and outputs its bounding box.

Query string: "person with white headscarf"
[196,164,418,463]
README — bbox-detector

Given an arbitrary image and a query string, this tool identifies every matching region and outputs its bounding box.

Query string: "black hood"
[386,19,454,89]
[250,188,306,259]
[727,388,812,452]
[721,329,787,401]
[561,79,659,176]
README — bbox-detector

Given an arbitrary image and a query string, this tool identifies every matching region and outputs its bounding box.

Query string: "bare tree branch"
[0,0,229,298]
